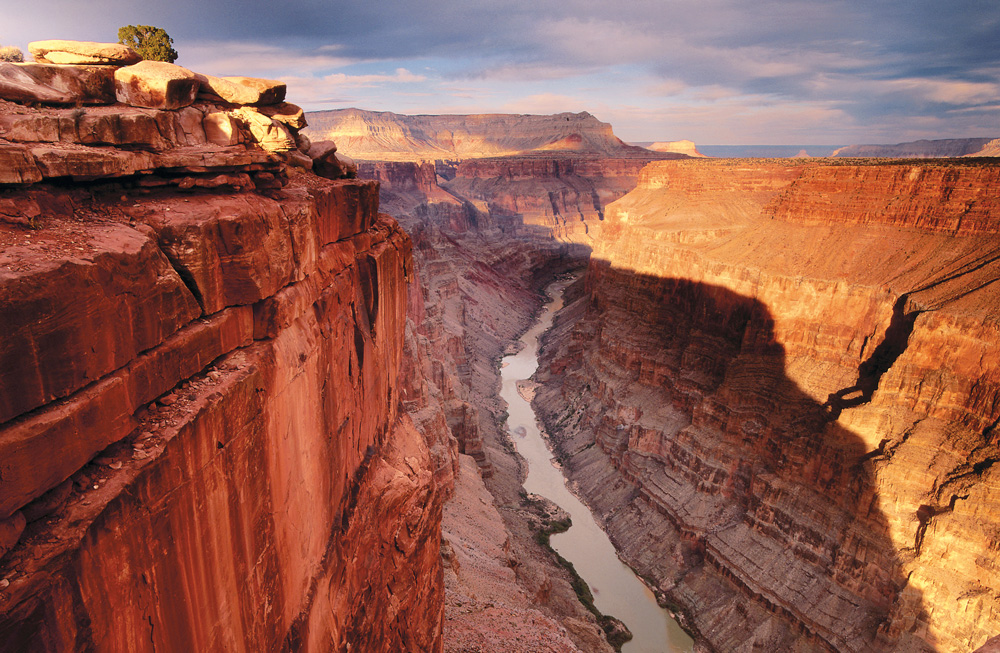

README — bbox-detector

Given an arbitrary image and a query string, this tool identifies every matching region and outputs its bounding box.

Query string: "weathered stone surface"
[0,305,253,520]
[28,40,141,66]
[0,512,25,560]
[195,73,270,105]
[260,101,306,129]
[0,224,200,424]
[534,159,1000,653]
[0,143,42,185]
[232,106,295,151]
[310,139,358,179]
[0,62,115,104]
[202,110,243,146]
[114,61,199,110]
[222,76,286,105]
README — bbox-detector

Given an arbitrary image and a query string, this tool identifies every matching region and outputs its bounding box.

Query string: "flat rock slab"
[0,63,116,105]
[260,102,306,129]
[28,40,141,66]
[114,61,199,110]
[196,74,286,106]
[223,76,285,105]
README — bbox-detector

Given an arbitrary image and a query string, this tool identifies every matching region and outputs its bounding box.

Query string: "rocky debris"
[113,60,200,110]
[195,73,285,106]
[0,62,115,104]
[28,40,141,66]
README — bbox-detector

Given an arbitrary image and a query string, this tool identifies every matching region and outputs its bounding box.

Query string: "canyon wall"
[534,159,1000,652]
[832,137,999,158]
[305,109,654,161]
[0,69,444,650]
[356,159,622,651]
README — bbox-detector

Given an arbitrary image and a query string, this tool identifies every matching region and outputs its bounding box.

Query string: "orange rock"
[114,61,199,110]
[0,62,116,105]
[28,40,141,66]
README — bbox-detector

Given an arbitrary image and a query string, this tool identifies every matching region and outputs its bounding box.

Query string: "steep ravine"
[533,159,1000,653]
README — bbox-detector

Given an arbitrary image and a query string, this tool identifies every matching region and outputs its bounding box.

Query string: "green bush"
[118,25,178,63]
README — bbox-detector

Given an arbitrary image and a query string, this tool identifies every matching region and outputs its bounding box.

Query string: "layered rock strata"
[0,53,444,651]
[357,160,616,651]
[305,108,654,161]
[534,159,1000,653]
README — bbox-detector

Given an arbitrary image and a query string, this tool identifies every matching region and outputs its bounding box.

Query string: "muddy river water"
[500,278,694,653]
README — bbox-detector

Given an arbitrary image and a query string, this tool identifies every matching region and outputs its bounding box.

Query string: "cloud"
[179,41,357,76]
[1,0,998,143]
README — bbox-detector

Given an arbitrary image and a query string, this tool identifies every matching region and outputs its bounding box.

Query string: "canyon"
[2,39,999,653]
[533,159,1000,652]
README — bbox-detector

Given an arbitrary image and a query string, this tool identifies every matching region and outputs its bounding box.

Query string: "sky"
[2,0,998,145]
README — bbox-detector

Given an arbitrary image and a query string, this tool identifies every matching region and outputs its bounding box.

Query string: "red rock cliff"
[0,76,443,650]
[535,159,1000,653]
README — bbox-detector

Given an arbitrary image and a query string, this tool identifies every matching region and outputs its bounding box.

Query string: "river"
[499,277,694,653]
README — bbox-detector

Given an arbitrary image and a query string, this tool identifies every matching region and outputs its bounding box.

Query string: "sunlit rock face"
[534,159,1000,653]
[305,108,656,161]
[0,77,444,652]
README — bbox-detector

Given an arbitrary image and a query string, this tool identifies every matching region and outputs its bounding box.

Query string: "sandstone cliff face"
[534,159,1000,653]
[305,108,651,161]
[0,82,443,650]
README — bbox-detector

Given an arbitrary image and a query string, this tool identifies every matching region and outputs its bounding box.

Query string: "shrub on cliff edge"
[0,45,24,62]
[117,25,178,63]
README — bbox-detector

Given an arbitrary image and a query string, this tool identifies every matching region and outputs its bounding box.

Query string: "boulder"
[232,107,296,152]
[203,111,243,146]
[308,140,356,179]
[114,61,199,110]
[222,76,286,105]
[307,139,337,160]
[196,73,271,106]
[0,62,116,105]
[295,131,311,153]
[28,40,141,66]
[260,102,306,129]
[334,152,357,178]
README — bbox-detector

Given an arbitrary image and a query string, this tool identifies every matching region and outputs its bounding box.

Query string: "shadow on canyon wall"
[573,264,936,652]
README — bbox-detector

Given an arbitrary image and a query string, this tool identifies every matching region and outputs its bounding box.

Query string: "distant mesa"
[646,139,706,157]
[833,137,1000,158]
[302,108,663,161]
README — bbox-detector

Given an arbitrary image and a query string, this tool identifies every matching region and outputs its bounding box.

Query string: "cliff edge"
[0,42,444,651]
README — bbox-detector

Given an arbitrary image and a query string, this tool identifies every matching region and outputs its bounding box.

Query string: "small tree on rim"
[118,25,178,63]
